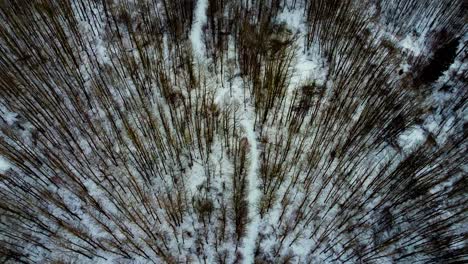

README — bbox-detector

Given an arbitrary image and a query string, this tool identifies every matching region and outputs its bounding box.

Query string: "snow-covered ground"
[0,0,466,263]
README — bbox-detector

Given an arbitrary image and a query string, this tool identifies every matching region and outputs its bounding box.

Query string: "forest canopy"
[0,0,467,263]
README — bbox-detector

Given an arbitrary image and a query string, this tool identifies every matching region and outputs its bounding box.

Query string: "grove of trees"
[0,0,466,263]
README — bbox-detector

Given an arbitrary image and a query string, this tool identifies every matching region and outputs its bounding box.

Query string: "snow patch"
[0,156,12,173]
[277,6,329,87]
[0,107,18,125]
[398,126,426,151]
[294,49,328,87]
[399,34,425,56]
[187,160,207,195]
[277,8,303,31]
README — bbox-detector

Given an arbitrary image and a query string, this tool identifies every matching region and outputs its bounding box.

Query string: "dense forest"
[0,0,466,263]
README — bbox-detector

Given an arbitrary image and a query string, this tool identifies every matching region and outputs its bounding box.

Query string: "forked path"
[191,0,261,260]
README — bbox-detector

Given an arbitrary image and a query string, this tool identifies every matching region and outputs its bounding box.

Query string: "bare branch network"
[0,0,466,263]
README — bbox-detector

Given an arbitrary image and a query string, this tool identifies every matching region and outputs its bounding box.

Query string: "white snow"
[277,7,328,87]
[371,21,427,60]
[240,112,261,263]
[0,156,12,173]
[0,106,18,125]
[187,160,207,194]
[400,62,411,73]
[190,0,208,59]
[294,49,328,87]
[277,8,303,31]
[399,34,425,56]
[398,126,426,151]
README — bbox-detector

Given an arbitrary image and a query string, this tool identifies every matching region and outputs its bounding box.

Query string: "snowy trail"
[190,0,208,59]
[240,113,261,263]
